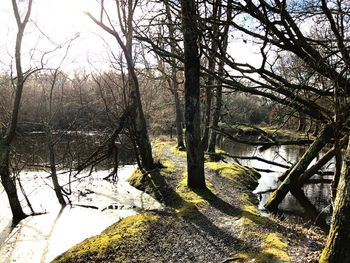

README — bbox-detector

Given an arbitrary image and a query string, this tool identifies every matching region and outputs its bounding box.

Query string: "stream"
[0,166,163,263]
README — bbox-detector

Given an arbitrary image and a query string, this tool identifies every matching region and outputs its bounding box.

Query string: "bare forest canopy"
[1,0,350,262]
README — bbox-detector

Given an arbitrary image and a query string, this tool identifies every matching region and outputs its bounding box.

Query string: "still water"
[0,132,163,263]
[219,139,333,221]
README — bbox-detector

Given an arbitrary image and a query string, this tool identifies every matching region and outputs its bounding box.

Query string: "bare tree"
[85,0,155,171]
[0,0,33,224]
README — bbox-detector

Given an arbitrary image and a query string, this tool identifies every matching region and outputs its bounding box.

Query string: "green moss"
[176,172,215,208]
[207,162,247,179]
[173,171,216,217]
[233,233,290,263]
[161,159,176,173]
[127,169,166,202]
[263,233,290,262]
[152,139,168,158]
[53,212,159,263]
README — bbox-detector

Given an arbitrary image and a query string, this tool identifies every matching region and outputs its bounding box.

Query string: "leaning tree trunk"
[181,0,205,189]
[319,137,350,262]
[47,128,66,206]
[265,124,333,212]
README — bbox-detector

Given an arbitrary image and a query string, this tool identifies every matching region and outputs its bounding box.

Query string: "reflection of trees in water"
[12,132,135,170]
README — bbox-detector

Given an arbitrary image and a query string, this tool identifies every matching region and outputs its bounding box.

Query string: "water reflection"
[0,166,163,263]
[220,140,333,222]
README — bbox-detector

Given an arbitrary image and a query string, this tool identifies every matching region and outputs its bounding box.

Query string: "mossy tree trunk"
[265,124,333,212]
[320,137,350,262]
[181,0,206,189]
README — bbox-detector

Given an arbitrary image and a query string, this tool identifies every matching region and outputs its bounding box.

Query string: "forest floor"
[53,137,326,263]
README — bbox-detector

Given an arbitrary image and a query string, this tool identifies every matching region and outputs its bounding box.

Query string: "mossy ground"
[53,138,325,263]
[52,212,160,263]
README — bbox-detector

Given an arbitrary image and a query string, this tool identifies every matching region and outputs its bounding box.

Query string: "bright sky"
[0,0,114,73]
[0,0,260,75]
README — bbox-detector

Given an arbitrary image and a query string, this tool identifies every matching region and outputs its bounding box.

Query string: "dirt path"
[53,139,326,263]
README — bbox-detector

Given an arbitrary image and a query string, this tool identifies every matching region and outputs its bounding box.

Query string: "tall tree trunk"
[173,85,185,149]
[86,0,155,170]
[0,0,33,223]
[265,124,333,212]
[164,0,185,149]
[0,142,26,224]
[46,69,66,207]
[202,78,213,149]
[181,0,205,189]
[320,137,350,262]
[125,0,154,170]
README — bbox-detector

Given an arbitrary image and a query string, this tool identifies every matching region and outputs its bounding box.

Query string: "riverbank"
[53,138,326,263]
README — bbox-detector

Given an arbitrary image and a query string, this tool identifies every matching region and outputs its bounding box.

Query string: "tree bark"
[181,0,205,189]
[164,0,185,150]
[265,124,333,212]
[320,137,350,262]
[0,141,26,224]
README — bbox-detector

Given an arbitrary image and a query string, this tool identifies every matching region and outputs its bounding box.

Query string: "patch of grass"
[52,212,160,263]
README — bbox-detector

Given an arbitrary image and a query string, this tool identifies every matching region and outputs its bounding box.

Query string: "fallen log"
[264,124,333,212]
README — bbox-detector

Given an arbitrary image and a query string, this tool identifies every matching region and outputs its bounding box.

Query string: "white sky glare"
[0,0,262,74]
[0,0,112,73]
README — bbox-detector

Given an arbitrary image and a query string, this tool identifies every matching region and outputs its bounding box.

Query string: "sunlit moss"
[128,169,165,202]
[177,172,215,205]
[175,203,199,217]
[161,159,176,173]
[152,139,168,158]
[233,233,290,263]
[170,145,187,158]
[53,212,159,263]
[263,233,290,262]
[206,162,248,179]
[174,171,216,217]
